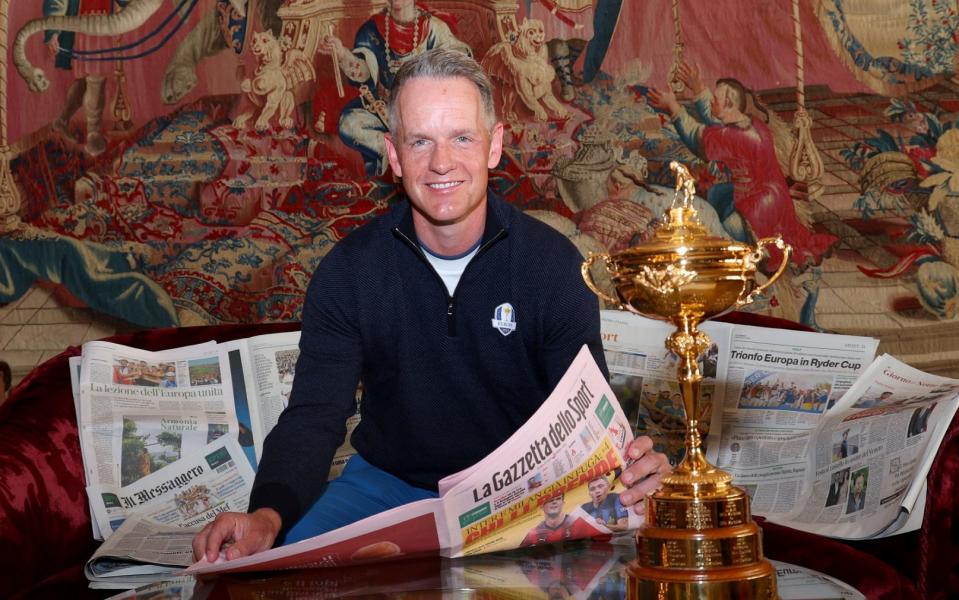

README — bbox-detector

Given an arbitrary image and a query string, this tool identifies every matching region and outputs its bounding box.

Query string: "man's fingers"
[617,436,671,507]
[626,435,655,460]
[201,515,239,563]
[192,526,211,561]
[225,536,257,561]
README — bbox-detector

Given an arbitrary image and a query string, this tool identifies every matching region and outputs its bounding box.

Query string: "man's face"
[853,475,864,495]
[711,84,738,123]
[385,76,503,242]
[543,496,564,519]
[588,478,610,504]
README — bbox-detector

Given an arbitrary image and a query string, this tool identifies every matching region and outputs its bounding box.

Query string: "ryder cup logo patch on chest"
[491,303,517,336]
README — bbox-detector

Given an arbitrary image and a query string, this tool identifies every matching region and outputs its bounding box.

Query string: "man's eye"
[411,139,429,147]
[456,136,472,144]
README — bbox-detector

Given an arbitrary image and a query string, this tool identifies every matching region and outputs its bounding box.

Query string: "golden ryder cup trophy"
[582,161,792,599]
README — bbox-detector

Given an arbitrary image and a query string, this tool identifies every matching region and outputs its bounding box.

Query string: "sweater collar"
[392,189,510,248]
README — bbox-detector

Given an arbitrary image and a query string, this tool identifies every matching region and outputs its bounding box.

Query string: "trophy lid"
[611,162,752,265]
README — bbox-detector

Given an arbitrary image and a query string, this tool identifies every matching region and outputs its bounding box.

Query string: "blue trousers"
[282,454,439,544]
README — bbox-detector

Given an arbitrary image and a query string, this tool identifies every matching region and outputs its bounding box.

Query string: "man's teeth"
[428,182,459,189]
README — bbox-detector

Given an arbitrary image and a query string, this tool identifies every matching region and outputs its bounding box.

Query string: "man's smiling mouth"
[428,181,462,189]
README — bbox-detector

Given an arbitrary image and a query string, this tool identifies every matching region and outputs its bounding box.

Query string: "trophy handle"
[736,236,792,307]
[581,253,622,307]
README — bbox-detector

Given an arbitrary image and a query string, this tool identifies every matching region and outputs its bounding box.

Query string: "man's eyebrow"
[404,127,479,140]
[449,128,480,138]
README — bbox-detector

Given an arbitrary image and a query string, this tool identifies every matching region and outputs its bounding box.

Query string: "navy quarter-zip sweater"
[249,192,608,533]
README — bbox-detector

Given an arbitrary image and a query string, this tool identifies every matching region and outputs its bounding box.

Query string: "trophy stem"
[663,316,731,488]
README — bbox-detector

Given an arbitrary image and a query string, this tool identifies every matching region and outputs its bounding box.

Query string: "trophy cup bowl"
[582,162,792,599]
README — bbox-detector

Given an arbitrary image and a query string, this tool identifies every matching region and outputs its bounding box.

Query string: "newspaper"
[77,341,239,539]
[773,354,959,539]
[74,329,365,587]
[87,436,255,538]
[78,340,237,490]
[703,321,878,518]
[600,310,955,539]
[186,345,636,575]
[84,514,197,589]
[220,332,360,476]
[103,576,200,598]
[69,355,103,540]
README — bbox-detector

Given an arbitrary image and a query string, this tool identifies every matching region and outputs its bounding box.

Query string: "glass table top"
[104,537,864,600]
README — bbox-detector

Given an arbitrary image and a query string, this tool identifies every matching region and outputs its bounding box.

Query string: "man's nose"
[430,141,454,173]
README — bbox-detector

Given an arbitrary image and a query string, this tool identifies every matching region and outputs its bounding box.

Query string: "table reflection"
[109,537,862,600]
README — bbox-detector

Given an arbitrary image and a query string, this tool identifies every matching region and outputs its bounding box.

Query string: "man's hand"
[617,436,671,516]
[677,61,705,95]
[46,34,60,58]
[192,508,282,563]
[647,87,681,118]
[319,34,345,57]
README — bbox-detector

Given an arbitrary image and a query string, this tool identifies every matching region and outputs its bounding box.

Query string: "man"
[824,470,846,507]
[161,372,177,389]
[43,0,130,156]
[320,0,471,176]
[193,48,669,563]
[908,405,933,437]
[580,474,628,532]
[846,471,866,514]
[520,492,595,547]
[855,390,893,409]
[838,429,850,459]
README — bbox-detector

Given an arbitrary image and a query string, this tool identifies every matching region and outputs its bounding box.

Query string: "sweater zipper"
[393,227,506,337]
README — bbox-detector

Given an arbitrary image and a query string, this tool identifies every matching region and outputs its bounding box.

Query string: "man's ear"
[385,132,403,177]
[487,122,504,169]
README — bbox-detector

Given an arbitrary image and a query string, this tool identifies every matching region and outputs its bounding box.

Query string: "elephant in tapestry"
[13,0,165,93]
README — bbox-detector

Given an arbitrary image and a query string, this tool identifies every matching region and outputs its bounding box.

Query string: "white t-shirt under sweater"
[421,241,481,295]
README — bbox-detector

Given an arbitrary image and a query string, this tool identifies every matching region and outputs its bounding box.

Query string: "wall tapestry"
[2,0,958,377]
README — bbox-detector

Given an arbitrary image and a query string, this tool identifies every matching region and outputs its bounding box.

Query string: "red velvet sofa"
[1,317,955,598]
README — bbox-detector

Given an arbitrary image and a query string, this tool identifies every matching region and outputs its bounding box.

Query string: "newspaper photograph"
[88,436,255,539]
[600,310,733,467]
[704,324,878,518]
[77,340,238,493]
[773,354,959,539]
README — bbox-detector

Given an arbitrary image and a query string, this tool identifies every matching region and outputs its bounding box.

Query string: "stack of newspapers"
[75,312,959,589]
[72,331,359,588]
[601,310,959,541]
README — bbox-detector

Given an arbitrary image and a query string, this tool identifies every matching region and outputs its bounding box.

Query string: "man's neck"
[391,4,417,23]
[544,515,567,528]
[412,206,486,257]
[723,112,751,128]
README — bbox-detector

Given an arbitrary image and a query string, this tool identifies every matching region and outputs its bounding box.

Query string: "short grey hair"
[387,48,498,136]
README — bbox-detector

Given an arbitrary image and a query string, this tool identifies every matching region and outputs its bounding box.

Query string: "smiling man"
[193,49,670,563]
